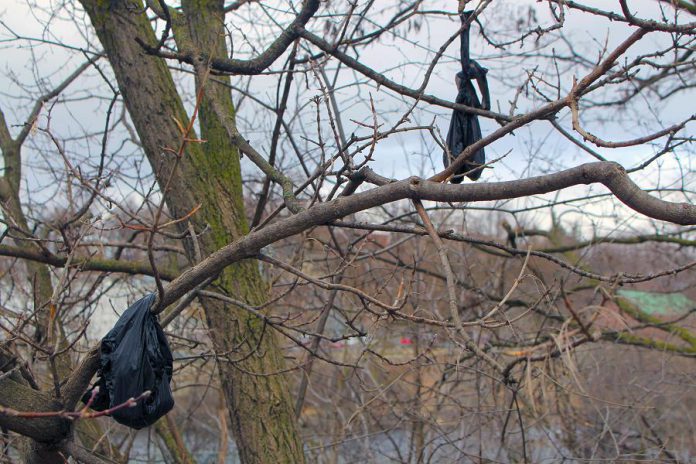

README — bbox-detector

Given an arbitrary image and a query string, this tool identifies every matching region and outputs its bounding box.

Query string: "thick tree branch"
[6,162,695,317]
[160,161,696,308]
[0,244,177,280]
[0,377,71,442]
[138,0,320,75]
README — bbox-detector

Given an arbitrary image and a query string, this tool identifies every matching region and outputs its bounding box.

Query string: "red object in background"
[400,337,413,345]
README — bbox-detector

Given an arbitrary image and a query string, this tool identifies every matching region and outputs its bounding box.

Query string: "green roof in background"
[617,289,695,316]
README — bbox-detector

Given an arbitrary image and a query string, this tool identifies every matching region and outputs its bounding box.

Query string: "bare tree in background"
[0,0,695,462]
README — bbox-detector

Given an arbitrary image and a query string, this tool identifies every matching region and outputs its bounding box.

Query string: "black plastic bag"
[82,293,175,429]
[443,11,490,183]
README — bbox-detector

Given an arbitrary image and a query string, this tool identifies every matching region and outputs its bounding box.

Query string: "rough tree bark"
[78,1,305,462]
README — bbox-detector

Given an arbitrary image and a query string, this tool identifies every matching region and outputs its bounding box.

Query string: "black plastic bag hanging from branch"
[82,294,175,429]
[443,10,490,183]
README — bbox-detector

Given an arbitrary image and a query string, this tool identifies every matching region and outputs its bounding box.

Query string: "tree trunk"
[79,1,305,462]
